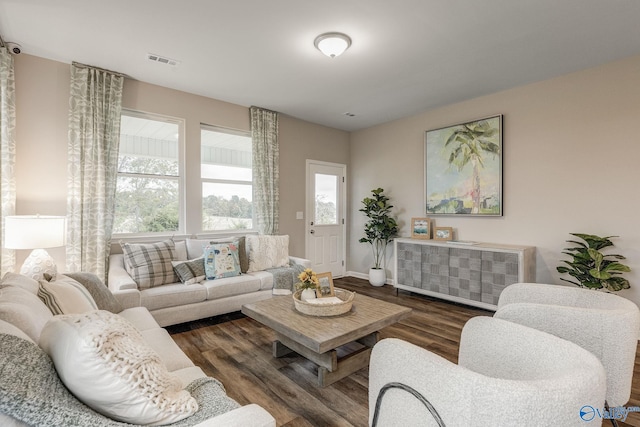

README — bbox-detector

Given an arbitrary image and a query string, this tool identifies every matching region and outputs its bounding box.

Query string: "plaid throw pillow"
[121,240,178,289]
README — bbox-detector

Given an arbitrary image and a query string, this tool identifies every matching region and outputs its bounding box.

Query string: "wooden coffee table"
[242,292,411,387]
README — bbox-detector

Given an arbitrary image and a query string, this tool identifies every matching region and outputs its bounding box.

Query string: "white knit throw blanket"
[0,333,240,426]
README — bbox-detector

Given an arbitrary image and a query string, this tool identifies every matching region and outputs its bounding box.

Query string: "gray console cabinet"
[394,238,536,310]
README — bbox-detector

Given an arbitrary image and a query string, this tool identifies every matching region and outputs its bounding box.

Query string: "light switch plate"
[296,211,304,220]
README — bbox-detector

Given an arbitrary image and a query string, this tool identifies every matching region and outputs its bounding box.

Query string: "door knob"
[310,230,315,234]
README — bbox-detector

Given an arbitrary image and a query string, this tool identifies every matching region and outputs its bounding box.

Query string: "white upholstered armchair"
[494,282,640,408]
[369,316,606,427]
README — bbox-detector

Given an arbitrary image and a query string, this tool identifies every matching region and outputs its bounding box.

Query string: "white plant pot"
[301,288,317,301]
[369,268,386,287]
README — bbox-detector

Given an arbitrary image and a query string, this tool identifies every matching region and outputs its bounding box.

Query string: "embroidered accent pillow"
[38,276,98,315]
[121,240,178,289]
[172,258,206,285]
[39,310,198,425]
[208,236,249,273]
[203,242,241,279]
[246,235,290,272]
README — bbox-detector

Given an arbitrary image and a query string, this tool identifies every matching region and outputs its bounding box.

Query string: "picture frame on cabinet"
[411,217,432,239]
[434,227,454,241]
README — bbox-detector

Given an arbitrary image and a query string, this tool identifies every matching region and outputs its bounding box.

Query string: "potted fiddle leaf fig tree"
[359,188,399,286]
[556,233,631,292]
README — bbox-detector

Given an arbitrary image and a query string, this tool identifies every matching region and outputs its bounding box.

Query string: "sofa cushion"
[0,286,53,342]
[173,258,206,285]
[186,238,211,260]
[140,328,195,372]
[117,307,161,331]
[247,235,290,272]
[121,239,179,289]
[204,242,241,280]
[37,277,98,315]
[140,283,207,311]
[202,275,261,300]
[64,272,123,313]
[0,272,39,294]
[174,240,188,261]
[39,310,198,425]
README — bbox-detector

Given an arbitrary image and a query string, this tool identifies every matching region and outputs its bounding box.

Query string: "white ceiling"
[2,0,640,131]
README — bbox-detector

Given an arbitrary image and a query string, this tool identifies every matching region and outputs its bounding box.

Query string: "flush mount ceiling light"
[314,32,352,58]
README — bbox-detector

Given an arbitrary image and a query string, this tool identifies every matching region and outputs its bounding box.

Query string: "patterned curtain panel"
[66,62,123,281]
[250,106,279,235]
[0,46,16,276]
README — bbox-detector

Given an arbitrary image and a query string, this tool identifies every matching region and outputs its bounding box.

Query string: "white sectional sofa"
[0,272,276,426]
[108,236,311,327]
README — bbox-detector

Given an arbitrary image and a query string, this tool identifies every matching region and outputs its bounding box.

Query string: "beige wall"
[12,54,349,267]
[349,54,640,305]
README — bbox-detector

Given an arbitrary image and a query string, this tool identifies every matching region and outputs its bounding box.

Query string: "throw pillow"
[203,242,241,279]
[0,286,53,342]
[38,277,98,315]
[172,258,206,285]
[209,236,249,273]
[64,272,123,313]
[0,272,40,294]
[186,237,248,272]
[246,235,290,272]
[121,239,178,289]
[39,310,198,425]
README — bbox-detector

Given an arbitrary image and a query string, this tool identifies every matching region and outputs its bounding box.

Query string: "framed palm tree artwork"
[425,115,503,216]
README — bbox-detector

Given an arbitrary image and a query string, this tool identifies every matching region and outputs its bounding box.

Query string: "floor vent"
[147,53,180,67]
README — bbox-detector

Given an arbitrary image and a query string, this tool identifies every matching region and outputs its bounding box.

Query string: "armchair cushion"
[369,317,606,426]
[495,282,640,407]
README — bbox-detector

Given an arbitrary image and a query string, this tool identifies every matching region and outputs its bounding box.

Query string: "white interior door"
[305,160,346,278]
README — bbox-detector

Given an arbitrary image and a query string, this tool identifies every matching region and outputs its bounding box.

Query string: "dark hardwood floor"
[168,277,640,427]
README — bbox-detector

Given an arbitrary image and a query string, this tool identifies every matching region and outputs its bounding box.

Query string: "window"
[114,112,182,234]
[201,125,253,231]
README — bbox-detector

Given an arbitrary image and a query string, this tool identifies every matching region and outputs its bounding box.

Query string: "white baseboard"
[345,271,394,285]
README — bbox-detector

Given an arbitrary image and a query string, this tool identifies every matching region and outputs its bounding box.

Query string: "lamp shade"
[3,215,66,250]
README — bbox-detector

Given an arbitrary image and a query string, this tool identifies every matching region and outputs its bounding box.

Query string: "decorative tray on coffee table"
[292,288,355,317]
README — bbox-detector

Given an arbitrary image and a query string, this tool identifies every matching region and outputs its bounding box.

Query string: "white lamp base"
[20,248,58,281]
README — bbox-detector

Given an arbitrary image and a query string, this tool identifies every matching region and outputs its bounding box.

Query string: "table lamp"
[3,215,66,281]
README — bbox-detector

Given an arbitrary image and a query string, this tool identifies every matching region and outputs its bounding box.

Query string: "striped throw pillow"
[121,240,178,289]
[172,258,205,285]
[38,277,98,315]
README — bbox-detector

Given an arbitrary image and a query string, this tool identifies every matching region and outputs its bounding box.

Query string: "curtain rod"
[72,61,127,78]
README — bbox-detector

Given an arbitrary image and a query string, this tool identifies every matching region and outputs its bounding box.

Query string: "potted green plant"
[556,233,631,292]
[359,188,399,286]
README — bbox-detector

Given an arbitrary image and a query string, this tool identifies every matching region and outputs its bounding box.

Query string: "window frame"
[200,123,254,233]
[113,109,185,238]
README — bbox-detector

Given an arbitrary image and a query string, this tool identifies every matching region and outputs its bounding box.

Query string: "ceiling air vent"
[147,53,180,67]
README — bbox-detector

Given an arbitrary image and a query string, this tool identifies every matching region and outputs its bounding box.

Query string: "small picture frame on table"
[411,217,432,239]
[434,227,454,241]
[315,272,335,298]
